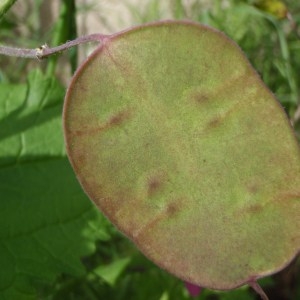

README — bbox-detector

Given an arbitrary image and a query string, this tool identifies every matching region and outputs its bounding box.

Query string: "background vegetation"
[0,0,299,299]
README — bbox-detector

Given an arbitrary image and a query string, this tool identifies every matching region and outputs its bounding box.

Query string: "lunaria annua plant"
[1,20,299,300]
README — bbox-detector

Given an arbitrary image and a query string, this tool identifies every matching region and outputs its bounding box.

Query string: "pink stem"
[249,280,269,300]
[184,282,202,297]
[0,33,108,59]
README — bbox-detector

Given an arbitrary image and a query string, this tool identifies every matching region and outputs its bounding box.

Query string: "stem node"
[0,33,106,59]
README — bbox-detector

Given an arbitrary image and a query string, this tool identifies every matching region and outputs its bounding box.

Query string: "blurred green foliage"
[0,1,299,299]
[0,0,18,20]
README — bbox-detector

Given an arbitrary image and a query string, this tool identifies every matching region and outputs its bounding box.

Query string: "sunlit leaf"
[0,70,111,299]
[93,257,131,286]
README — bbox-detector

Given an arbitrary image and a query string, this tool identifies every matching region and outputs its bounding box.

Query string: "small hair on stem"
[0,33,108,59]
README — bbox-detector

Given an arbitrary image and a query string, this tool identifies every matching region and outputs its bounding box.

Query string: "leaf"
[0,0,18,20]
[93,257,131,286]
[0,70,111,299]
[171,0,186,19]
[63,20,300,293]
[198,285,256,300]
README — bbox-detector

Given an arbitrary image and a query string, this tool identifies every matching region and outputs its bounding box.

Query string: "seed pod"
[63,21,300,294]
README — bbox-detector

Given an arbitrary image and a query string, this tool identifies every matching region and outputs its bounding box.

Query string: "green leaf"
[0,70,111,299]
[93,257,131,286]
[0,0,18,20]
[171,0,186,19]
[64,20,300,292]
[198,285,256,300]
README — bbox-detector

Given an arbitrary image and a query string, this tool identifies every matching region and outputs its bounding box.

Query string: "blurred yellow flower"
[254,0,288,19]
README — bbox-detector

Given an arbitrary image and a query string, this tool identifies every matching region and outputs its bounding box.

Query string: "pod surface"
[64,21,300,290]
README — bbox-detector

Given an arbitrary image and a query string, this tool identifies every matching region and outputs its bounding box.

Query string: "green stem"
[0,0,18,20]
[268,18,299,107]
[68,0,78,73]
[245,6,299,109]
[46,0,78,77]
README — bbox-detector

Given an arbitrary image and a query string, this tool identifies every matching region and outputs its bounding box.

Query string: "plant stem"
[0,0,18,20]
[68,0,78,73]
[269,18,299,107]
[0,33,107,60]
[249,280,269,300]
[46,0,78,76]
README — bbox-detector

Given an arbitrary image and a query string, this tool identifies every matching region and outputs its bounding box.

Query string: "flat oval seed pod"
[63,21,300,292]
